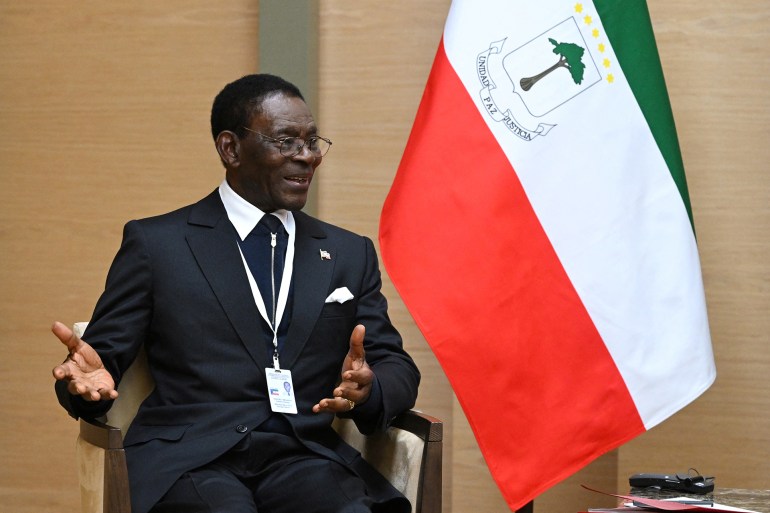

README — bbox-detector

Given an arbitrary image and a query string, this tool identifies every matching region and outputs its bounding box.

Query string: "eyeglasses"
[241,127,332,158]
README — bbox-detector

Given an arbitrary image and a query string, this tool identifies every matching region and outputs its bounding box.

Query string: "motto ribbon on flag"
[379,1,715,510]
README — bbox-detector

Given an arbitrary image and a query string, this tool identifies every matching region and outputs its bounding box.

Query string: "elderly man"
[52,74,420,513]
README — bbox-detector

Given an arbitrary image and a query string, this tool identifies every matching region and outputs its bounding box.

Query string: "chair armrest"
[78,418,131,513]
[389,410,443,443]
[79,417,124,450]
[391,411,442,513]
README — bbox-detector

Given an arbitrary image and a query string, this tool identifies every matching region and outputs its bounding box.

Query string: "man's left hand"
[312,324,373,413]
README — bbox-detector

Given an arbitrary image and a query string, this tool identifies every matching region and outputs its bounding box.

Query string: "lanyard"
[238,219,295,370]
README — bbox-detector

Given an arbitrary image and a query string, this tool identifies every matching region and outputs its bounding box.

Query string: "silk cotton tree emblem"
[475,14,604,141]
[520,38,586,91]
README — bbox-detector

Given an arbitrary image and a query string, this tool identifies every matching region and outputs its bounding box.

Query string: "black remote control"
[629,473,715,494]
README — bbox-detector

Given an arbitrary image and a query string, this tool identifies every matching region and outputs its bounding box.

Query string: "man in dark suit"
[52,74,420,513]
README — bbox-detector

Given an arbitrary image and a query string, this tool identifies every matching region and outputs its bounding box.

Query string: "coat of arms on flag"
[477,10,610,141]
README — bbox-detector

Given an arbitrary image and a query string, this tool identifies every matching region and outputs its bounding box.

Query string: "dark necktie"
[238,214,288,329]
[239,216,294,436]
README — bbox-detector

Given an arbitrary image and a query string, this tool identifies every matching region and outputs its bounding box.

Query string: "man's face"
[227,92,321,212]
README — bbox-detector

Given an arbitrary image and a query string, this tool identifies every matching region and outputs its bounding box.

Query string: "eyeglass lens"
[281,137,330,157]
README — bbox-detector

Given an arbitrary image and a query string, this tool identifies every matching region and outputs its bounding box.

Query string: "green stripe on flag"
[595,0,694,229]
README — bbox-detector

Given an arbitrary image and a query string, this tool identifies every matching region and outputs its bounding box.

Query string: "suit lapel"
[183,196,335,371]
[280,211,333,369]
[184,191,267,369]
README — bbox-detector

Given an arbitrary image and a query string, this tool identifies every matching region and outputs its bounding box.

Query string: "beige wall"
[1,1,767,512]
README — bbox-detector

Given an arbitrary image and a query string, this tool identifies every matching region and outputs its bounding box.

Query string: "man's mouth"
[286,176,310,184]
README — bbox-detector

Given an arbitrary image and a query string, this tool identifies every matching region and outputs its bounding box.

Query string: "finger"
[67,379,117,401]
[51,321,82,352]
[333,384,355,398]
[90,377,119,400]
[312,398,333,413]
[98,386,119,400]
[312,397,353,414]
[52,361,72,380]
[341,365,373,384]
[53,350,80,380]
[68,379,95,399]
[347,324,366,361]
[334,375,365,394]
[334,381,371,404]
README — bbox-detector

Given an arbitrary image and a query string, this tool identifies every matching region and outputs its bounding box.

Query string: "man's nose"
[292,143,320,164]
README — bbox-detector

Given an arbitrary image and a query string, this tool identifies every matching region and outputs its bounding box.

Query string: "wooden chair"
[72,323,443,513]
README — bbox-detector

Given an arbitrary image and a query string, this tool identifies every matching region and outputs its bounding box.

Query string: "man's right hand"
[51,321,118,401]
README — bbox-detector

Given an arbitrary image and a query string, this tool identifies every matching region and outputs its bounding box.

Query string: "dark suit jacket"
[58,190,420,513]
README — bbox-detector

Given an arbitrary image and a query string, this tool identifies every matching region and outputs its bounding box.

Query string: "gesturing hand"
[51,321,118,402]
[312,324,374,414]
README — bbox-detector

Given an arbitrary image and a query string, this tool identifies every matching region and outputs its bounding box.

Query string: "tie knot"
[259,214,283,234]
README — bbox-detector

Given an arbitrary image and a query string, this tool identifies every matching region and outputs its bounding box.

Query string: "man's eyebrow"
[271,121,318,136]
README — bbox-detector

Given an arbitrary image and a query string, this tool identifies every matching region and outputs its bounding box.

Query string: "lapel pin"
[320,249,331,261]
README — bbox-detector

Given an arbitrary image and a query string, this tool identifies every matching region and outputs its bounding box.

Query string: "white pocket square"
[325,287,354,304]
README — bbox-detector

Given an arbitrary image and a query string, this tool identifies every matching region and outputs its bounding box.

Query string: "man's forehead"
[268,113,316,131]
[252,94,316,132]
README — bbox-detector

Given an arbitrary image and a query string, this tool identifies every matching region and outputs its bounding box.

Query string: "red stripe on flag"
[380,39,645,509]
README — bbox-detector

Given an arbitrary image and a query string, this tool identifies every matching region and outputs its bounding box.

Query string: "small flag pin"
[320,249,331,260]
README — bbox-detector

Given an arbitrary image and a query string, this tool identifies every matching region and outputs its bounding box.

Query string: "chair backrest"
[72,322,442,513]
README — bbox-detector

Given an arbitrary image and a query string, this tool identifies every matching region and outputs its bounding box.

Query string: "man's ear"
[215,131,240,167]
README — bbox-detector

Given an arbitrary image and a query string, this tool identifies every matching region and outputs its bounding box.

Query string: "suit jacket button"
[236,424,248,433]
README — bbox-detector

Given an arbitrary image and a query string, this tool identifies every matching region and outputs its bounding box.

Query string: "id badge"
[265,368,298,414]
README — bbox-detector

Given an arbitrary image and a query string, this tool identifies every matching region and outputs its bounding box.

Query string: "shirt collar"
[218,179,293,241]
